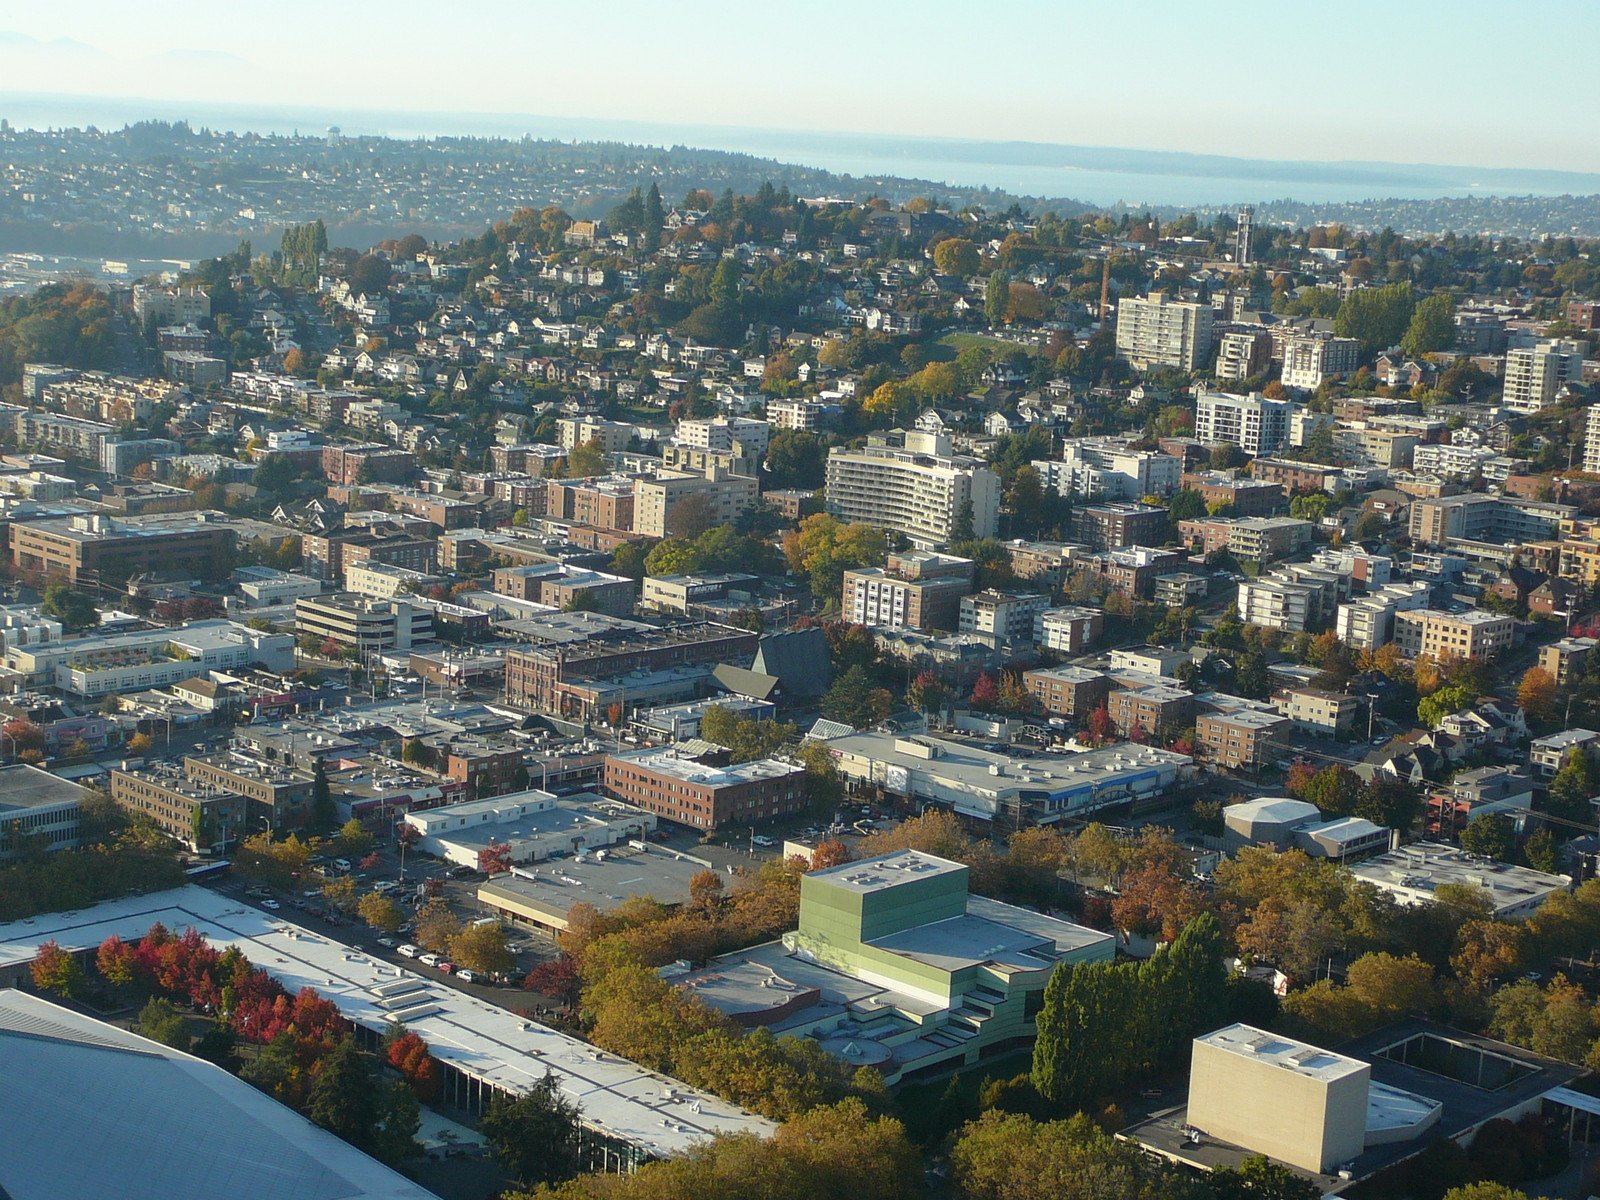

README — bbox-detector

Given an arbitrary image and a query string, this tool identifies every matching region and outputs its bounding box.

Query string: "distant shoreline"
[2,90,1595,209]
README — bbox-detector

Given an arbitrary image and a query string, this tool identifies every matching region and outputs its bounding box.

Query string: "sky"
[1,0,1598,172]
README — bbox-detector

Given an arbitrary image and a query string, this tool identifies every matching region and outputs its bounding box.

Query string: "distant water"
[4,92,1598,208]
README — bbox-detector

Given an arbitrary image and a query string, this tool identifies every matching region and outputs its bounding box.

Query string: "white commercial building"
[1350,842,1569,918]
[401,788,658,867]
[3,620,294,697]
[1194,388,1294,457]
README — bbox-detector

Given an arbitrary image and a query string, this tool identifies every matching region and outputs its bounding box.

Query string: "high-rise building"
[1114,291,1215,371]
[824,431,999,549]
[1235,207,1254,266]
[1280,334,1362,391]
[1193,388,1294,457]
[1584,405,1600,475]
[1503,339,1586,413]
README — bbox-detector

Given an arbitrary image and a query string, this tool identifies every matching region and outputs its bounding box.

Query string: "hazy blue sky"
[2,0,1597,170]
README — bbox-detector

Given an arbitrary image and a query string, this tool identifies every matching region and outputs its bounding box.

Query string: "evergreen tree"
[480,1071,582,1186]
[985,270,1011,327]
[643,182,665,253]
[307,1037,378,1147]
[311,758,336,831]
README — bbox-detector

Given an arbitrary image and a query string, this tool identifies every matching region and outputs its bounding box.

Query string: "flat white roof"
[0,886,775,1157]
[1198,1023,1367,1083]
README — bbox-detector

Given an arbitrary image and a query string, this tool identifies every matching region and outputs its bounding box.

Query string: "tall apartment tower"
[1585,405,1600,475]
[1503,339,1586,413]
[1114,291,1215,372]
[1235,207,1254,266]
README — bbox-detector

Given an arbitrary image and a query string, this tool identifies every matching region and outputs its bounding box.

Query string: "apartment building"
[1193,388,1294,457]
[1068,502,1169,550]
[1334,582,1432,650]
[1250,458,1346,495]
[824,431,999,549]
[959,590,1052,646]
[633,468,759,538]
[1586,405,1600,476]
[182,753,314,830]
[1503,339,1586,413]
[602,748,807,829]
[841,551,974,632]
[10,511,235,585]
[1393,609,1514,660]
[132,283,210,324]
[294,594,434,654]
[1078,546,1189,598]
[109,764,247,852]
[343,562,445,602]
[504,622,758,719]
[1034,438,1181,501]
[493,562,637,615]
[556,416,634,453]
[1215,329,1272,382]
[1279,688,1360,736]
[1541,637,1597,688]
[1195,705,1289,772]
[1225,516,1315,564]
[1108,683,1196,738]
[673,415,769,456]
[1409,493,1574,547]
[1179,471,1286,516]
[320,443,414,486]
[543,475,638,534]
[300,527,437,585]
[1022,665,1110,719]
[765,397,840,432]
[1280,333,1361,391]
[1411,443,1500,481]
[1034,606,1105,655]
[9,411,116,462]
[1236,575,1320,633]
[1114,291,1215,371]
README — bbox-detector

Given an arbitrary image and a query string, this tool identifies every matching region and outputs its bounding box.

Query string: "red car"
[437,962,455,974]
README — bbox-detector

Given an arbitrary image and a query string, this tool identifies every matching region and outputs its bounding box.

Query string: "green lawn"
[935,331,1043,359]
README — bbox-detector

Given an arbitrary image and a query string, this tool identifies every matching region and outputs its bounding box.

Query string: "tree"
[951,1110,1185,1200]
[933,237,981,276]
[1516,667,1557,723]
[136,996,190,1050]
[414,898,461,954]
[1524,827,1561,874]
[1210,1154,1323,1200]
[1418,681,1474,728]
[1401,292,1456,357]
[125,732,154,756]
[450,923,514,976]
[565,437,607,478]
[1546,747,1598,825]
[40,581,98,631]
[370,1082,422,1167]
[30,938,82,997]
[478,842,515,875]
[348,254,391,296]
[336,818,373,856]
[985,270,1011,327]
[310,758,335,832]
[1335,281,1416,355]
[821,665,878,727]
[95,934,137,987]
[1167,488,1207,522]
[480,1071,582,1187]
[906,671,946,714]
[1461,813,1516,862]
[308,1036,378,1147]
[358,892,404,933]
[970,671,1000,711]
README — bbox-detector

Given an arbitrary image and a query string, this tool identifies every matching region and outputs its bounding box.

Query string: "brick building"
[602,748,807,829]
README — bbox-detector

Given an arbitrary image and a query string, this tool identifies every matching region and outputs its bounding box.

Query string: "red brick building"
[603,748,807,829]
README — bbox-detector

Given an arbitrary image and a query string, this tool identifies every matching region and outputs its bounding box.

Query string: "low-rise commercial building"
[10,511,235,585]
[294,594,434,654]
[401,788,657,866]
[602,748,807,830]
[1350,842,1568,918]
[0,764,85,857]
[817,731,1193,826]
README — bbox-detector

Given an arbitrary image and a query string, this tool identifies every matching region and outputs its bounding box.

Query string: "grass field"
[935,331,1043,358]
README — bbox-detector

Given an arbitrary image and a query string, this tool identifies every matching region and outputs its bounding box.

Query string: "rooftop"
[0,990,439,1200]
[0,886,775,1158]
[1198,1023,1367,1084]
[807,849,968,894]
[1350,841,1569,911]
[607,747,803,787]
[0,764,89,813]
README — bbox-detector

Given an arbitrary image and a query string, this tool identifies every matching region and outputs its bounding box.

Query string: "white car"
[417,952,441,967]
[396,944,421,958]
[456,969,477,984]
[260,899,280,910]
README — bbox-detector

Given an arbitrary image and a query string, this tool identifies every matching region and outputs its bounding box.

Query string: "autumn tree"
[357,892,404,933]
[1516,667,1557,724]
[30,938,83,997]
[414,898,461,954]
[449,923,514,975]
[564,437,607,478]
[478,842,515,875]
[933,237,981,276]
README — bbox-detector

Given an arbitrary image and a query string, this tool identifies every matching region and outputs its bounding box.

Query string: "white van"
[396,944,421,958]
[418,952,441,967]
[333,858,352,872]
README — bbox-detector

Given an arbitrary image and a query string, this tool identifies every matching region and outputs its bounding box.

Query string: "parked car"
[418,953,441,967]
[456,968,477,984]
[376,937,398,949]
[752,835,775,848]
[396,944,421,958]
[333,858,352,872]
[260,899,280,910]
[436,961,455,974]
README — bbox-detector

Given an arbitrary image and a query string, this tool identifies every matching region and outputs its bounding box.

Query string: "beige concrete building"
[1279,688,1360,736]
[1189,1026,1372,1173]
[1541,637,1597,688]
[1114,291,1214,372]
[824,431,999,550]
[632,468,759,539]
[1392,609,1514,661]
